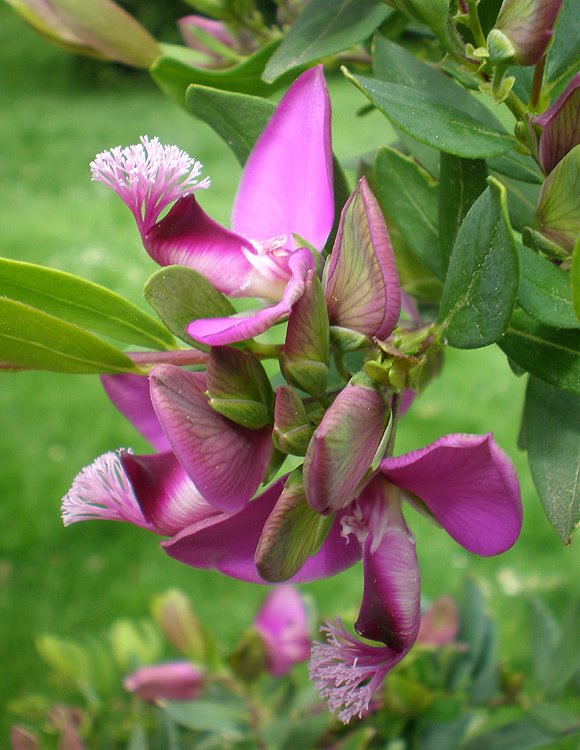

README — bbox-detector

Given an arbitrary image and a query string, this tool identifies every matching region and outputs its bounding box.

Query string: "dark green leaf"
[488,152,543,184]
[0,297,138,374]
[372,36,505,131]
[418,716,471,750]
[530,702,580,736]
[346,73,516,159]
[547,0,580,87]
[462,720,556,750]
[262,0,389,83]
[518,245,578,329]
[374,146,442,277]
[164,699,248,738]
[498,176,541,232]
[545,601,580,692]
[150,41,282,105]
[144,265,235,350]
[524,378,580,543]
[439,154,488,272]
[185,85,273,166]
[499,311,580,394]
[0,258,173,350]
[438,178,519,348]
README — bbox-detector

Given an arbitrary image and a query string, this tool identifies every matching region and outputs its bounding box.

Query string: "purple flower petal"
[495,0,563,66]
[149,365,272,512]
[186,249,314,345]
[101,373,170,451]
[121,451,221,535]
[178,15,235,56]
[325,178,401,339]
[254,587,311,676]
[124,661,204,702]
[144,194,254,296]
[163,478,362,583]
[381,433,522,556]
[232,67,333,250]
[536,72,580,174]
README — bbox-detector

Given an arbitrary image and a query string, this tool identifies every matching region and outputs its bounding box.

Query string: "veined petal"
[101,373,170,451]
[149,365,272,512]
[495,0,563,66]
[325,178,401,339]
[186,249,314,345]
[380,433,522,556]
[61,450,157,532]
[163,478,363,583]
[232,67,333,249]
[536,72,580,175]
[121,451,221,535]
[144,194,254,295]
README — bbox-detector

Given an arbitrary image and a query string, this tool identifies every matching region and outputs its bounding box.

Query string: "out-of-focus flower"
[124,661,204,702]
[253,587,311,676]
[416,596,460,647]
[178,15,255,68]
[534,73,580,174]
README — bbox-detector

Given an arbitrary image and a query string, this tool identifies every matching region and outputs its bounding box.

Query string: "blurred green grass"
[0,5,578,742]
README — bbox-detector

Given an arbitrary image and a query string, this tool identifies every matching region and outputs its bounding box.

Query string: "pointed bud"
[324,178,400,340]
[206,347,273,429]
[535,73,580,175]
[304,373,390,514]
[281,268,329,396]
[124,661,204,702]
[533,144,580,253]
[272,386,313,456]
[255,471,333,582]
[493,0,563,66]
[151,590,206,661]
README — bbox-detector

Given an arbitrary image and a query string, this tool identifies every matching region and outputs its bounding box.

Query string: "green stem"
[529,54,547,112]
[127,349,207,367]
[466,0,486,48]
[244,341,283,359]
[504,89,529,122]
[385,392,401,457]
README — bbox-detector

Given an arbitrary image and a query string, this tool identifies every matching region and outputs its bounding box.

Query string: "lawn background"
[0,5,578,743]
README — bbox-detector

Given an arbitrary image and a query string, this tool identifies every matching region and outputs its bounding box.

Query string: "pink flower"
[124,661,204,702]
[253,587,311,676]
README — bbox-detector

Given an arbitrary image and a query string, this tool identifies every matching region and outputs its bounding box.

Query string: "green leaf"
[185,85,274,166]
[518,245,578,329]
[164,699,249,739]
[262,0,389,83]
[150,40,282,105]
[461,720,556,750]
[144,265,235,350]
[572,236,580,323]
[498,310,580,394]
[0,258,174,350]
[544,599,580,694]
[438,178,519,348]
[546,0,580,87]
[439,154,488,272]
[372,36,505,132]
[530,598,561,686]
[254,471,333,582]
[524,378,580,543]
[0,297,138,374]
[498,176,541,232]
[373,146,442,278]
[488,152,543,184]
[346,73,516,159]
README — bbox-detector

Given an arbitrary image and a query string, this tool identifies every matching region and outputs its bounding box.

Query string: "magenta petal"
[163,479,362,583]
[232,67,334,249]
[144,194,254,295]
[254,587,311,676]
[149,365,272,512]
[536,72,580,174]
[121,451,220,535]
[101,374,170,451]
[381,434,522,556]
[186,249,314,345]
[124,661,204,702]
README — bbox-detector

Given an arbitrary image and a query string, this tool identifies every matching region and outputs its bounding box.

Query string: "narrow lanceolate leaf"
[346,73,516,159]
[0,258,174,349]
[373,147,441,278]
[255,471,333,582]
[262,0,389,83]
[0,297,138,374]
[150,40,283,105]
[185,85,274,166]
[206,347,273,429]
[524,377,580,543]
[438,178,519,348]
[498,310,580,394]
[534,144,580,253]
[518,244,578,329]
[439,155,488,272]
[324,177,401,340]
[144,265,235,350]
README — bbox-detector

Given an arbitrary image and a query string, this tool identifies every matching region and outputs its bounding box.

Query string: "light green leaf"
[346,73,516,159]
[0,258,173,350]
[498,310,580,394]
[518,245,578,329]
[164,699,248,738]
[262,0,389,83]
[0,297,138,374]
[439,154,488,272]
[438,178,519,348]
[144,265,235,350]
[534,144,580,253]
[373,146,442,278]
[524,378,580,543]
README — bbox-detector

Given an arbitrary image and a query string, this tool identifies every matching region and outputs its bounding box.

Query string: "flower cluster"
[65,68,523,723]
